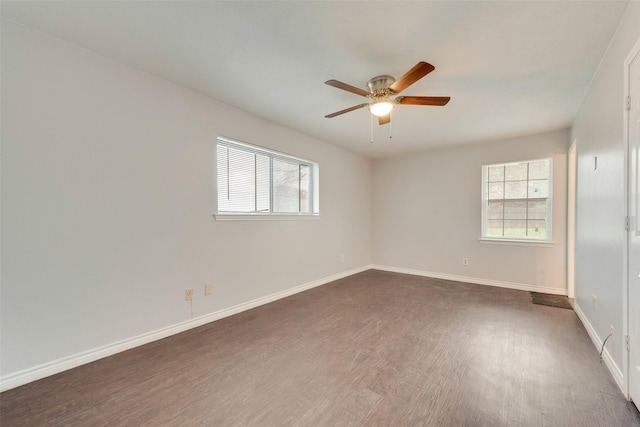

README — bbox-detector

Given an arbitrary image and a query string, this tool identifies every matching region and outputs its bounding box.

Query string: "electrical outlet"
[185,289,193,301]
[463,258,469,266]
[592,294,597,310]
[205,284,212,296]
[340,254,345,263]
[610,325,615,342]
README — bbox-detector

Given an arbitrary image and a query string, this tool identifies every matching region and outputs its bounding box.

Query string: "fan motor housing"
[367,75,395,94]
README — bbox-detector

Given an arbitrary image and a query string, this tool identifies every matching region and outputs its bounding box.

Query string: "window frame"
[214,136,320,220]
[480,158,553,243]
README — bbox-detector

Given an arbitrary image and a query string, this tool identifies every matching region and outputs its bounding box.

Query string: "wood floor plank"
[2,270,639,426]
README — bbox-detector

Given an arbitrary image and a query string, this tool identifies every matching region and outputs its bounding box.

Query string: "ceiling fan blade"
[378,114,391,125]
[325,80,370,97]
[389,62,435,94]
[325,103,369,118]
[396,96,450,106]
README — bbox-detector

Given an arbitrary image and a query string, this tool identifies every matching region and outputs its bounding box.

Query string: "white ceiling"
[1,1,629,159]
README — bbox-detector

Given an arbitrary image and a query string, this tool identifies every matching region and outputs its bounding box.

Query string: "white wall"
[0,20,372,385]
[372,129,570,294]
[571,1,640,383]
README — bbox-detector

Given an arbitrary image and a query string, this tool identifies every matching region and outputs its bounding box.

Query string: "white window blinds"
[216,137,318,215]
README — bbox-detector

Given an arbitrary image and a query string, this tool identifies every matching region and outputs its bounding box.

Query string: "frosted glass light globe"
[370,101,393,116]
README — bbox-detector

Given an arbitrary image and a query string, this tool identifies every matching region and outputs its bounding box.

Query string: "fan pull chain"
[389,115,393,140]
[370,113,374,144]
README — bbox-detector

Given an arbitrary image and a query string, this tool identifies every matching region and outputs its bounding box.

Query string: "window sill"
[214,213,320,221]
[478,237,555,247]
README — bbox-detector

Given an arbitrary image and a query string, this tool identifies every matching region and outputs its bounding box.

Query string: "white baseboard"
[371,264,567,295]
[0,265,372,392]
[573,302,625,394]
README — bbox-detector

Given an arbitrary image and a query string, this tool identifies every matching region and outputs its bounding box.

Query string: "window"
[216,137,319,216]
[482,158,552,240]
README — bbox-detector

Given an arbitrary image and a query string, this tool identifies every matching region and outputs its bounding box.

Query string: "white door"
[627,40,640,405]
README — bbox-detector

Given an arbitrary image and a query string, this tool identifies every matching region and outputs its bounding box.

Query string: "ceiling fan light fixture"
[370,100,393,117]
[324,62,449,126]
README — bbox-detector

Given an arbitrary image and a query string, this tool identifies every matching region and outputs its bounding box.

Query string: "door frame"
[623,35,640,401]
[567,141,576,299]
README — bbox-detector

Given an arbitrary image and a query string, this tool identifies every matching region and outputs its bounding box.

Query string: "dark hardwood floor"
[2,270,639,426]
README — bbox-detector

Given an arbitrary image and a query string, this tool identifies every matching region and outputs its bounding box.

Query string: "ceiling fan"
[324,61,450,125]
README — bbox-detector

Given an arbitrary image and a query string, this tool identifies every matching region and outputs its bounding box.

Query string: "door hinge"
[625,216,630,231]
[625,335,630,351]
[627,95,631,111]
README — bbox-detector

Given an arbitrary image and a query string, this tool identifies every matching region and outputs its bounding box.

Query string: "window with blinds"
[216,137,319,216]
[482,158,552,240]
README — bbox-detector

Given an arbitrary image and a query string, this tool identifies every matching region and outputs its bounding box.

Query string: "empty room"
[2,1,640,425]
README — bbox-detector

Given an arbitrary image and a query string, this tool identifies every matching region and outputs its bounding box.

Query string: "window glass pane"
[504,201,526,219]
[505,181,527,199]
[486,220,504,236]
[505,163,527,181]
[299,164,310,213]
[488,165,504,182]
[273,159,299,213]
[217,144,229,211]
[256,154,270,212]
[488,182,504,200]
[528,200,547,220]
[528,159,550,180]
[486,201,503,220]
[528,179,548,198]
[527,220,546,239]
[228,148,256,212]
[482,158,551,240]
[504,220,527,237]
